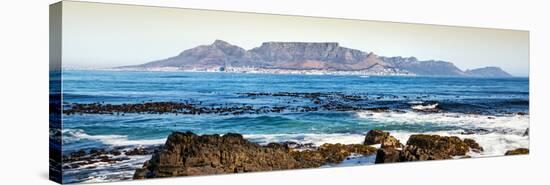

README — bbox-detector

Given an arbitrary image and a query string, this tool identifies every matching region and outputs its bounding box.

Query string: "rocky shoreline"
[62,129,529,181]
[126,130,528,179]
[62,145,162,170]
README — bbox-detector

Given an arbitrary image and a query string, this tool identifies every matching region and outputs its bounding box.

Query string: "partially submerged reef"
[126,130,528,179]
[63,91,528,116]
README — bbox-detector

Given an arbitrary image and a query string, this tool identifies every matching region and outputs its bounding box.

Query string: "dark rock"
[289,150,327,168]
[109,150,122,156]
[523,128,529,136]
[133,132,304,179]
[364,130,390,145]
[375,148,401,164]
[400,134,470,161]
[266,142,291,151]
[463,138,484,152]
[70,149,86,158]
[125,148,150,156]
[134,132,377,179]
[505,148,529,155]
[89,149,107,157]
[380,135,404,149]
[316,143,376,164]
[363,129,403,148]
[365,107,390,112]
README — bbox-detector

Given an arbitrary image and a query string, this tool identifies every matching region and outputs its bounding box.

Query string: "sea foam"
[62,129,166,147]
[242,133,365,146]
[357,110,529,157]
[356,111,529,133]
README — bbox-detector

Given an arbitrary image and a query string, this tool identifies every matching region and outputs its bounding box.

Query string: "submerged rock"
[505,148,529,155]
[318,143,376,163]
[61,147,149,169]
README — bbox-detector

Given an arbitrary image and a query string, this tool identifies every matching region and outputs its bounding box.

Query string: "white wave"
[407,101,423,104]
[356,110,529,156]
[323,153,376,167]
[356,111,529,133]
[63,155,151,183]
[62,129,166,147]
[242,133,365,146]
[411,103,438,110]
[388,130,529,157]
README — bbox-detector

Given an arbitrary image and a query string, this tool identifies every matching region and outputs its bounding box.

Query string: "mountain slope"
[464,67,513,77]
[119,40,513,77]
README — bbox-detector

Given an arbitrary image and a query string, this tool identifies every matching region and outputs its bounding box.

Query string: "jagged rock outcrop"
[505,148,529,155]
[133,132,302,179]
[364,129,403,149]
[119,40,512,77]
[134,132,376,179]
[364,129,390,145]
[290,143,376,168]
[375,148,401,163]
[400,134,470,161]
[374,133,483,164]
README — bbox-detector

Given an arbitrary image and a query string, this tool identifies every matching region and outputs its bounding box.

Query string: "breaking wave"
[62,129,166,147]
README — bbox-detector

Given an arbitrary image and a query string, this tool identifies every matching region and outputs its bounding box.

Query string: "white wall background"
[0,0,548,184]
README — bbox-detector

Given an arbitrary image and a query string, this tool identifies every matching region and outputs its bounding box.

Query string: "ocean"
[60,70,529,183]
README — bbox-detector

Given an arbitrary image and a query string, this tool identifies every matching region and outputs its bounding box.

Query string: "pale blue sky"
[61,1,529,76]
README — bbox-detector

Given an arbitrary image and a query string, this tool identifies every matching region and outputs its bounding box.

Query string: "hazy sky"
[61,1,529,76]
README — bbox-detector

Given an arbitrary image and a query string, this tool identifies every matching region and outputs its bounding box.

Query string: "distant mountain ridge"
[119,40,513,77]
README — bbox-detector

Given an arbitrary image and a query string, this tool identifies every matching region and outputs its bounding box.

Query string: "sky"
[61,1,529,76]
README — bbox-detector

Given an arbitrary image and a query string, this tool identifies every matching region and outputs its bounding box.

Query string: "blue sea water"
[60,70,529,183]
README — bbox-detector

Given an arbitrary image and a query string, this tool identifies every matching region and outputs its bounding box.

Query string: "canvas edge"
[49,1,63,184]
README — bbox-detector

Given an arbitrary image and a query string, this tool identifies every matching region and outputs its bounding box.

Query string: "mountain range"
[118,40,513,77]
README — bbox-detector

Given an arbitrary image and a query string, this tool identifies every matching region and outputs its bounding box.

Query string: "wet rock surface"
[363,129,404,149]
[133,132,376,179]
[375,148,401,164]
[364,129,390,145]
[62,146,161,170]
[400,134,471,161]
[505,148,529,155]
[375,133,483,164]
[463,138,484,153]
[132,130,492,178]
[61,129,517,179]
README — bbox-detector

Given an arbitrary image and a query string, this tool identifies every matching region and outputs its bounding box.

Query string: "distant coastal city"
[105,66,413,76]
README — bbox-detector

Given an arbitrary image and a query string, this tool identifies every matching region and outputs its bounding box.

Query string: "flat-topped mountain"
[118,40,513,77]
